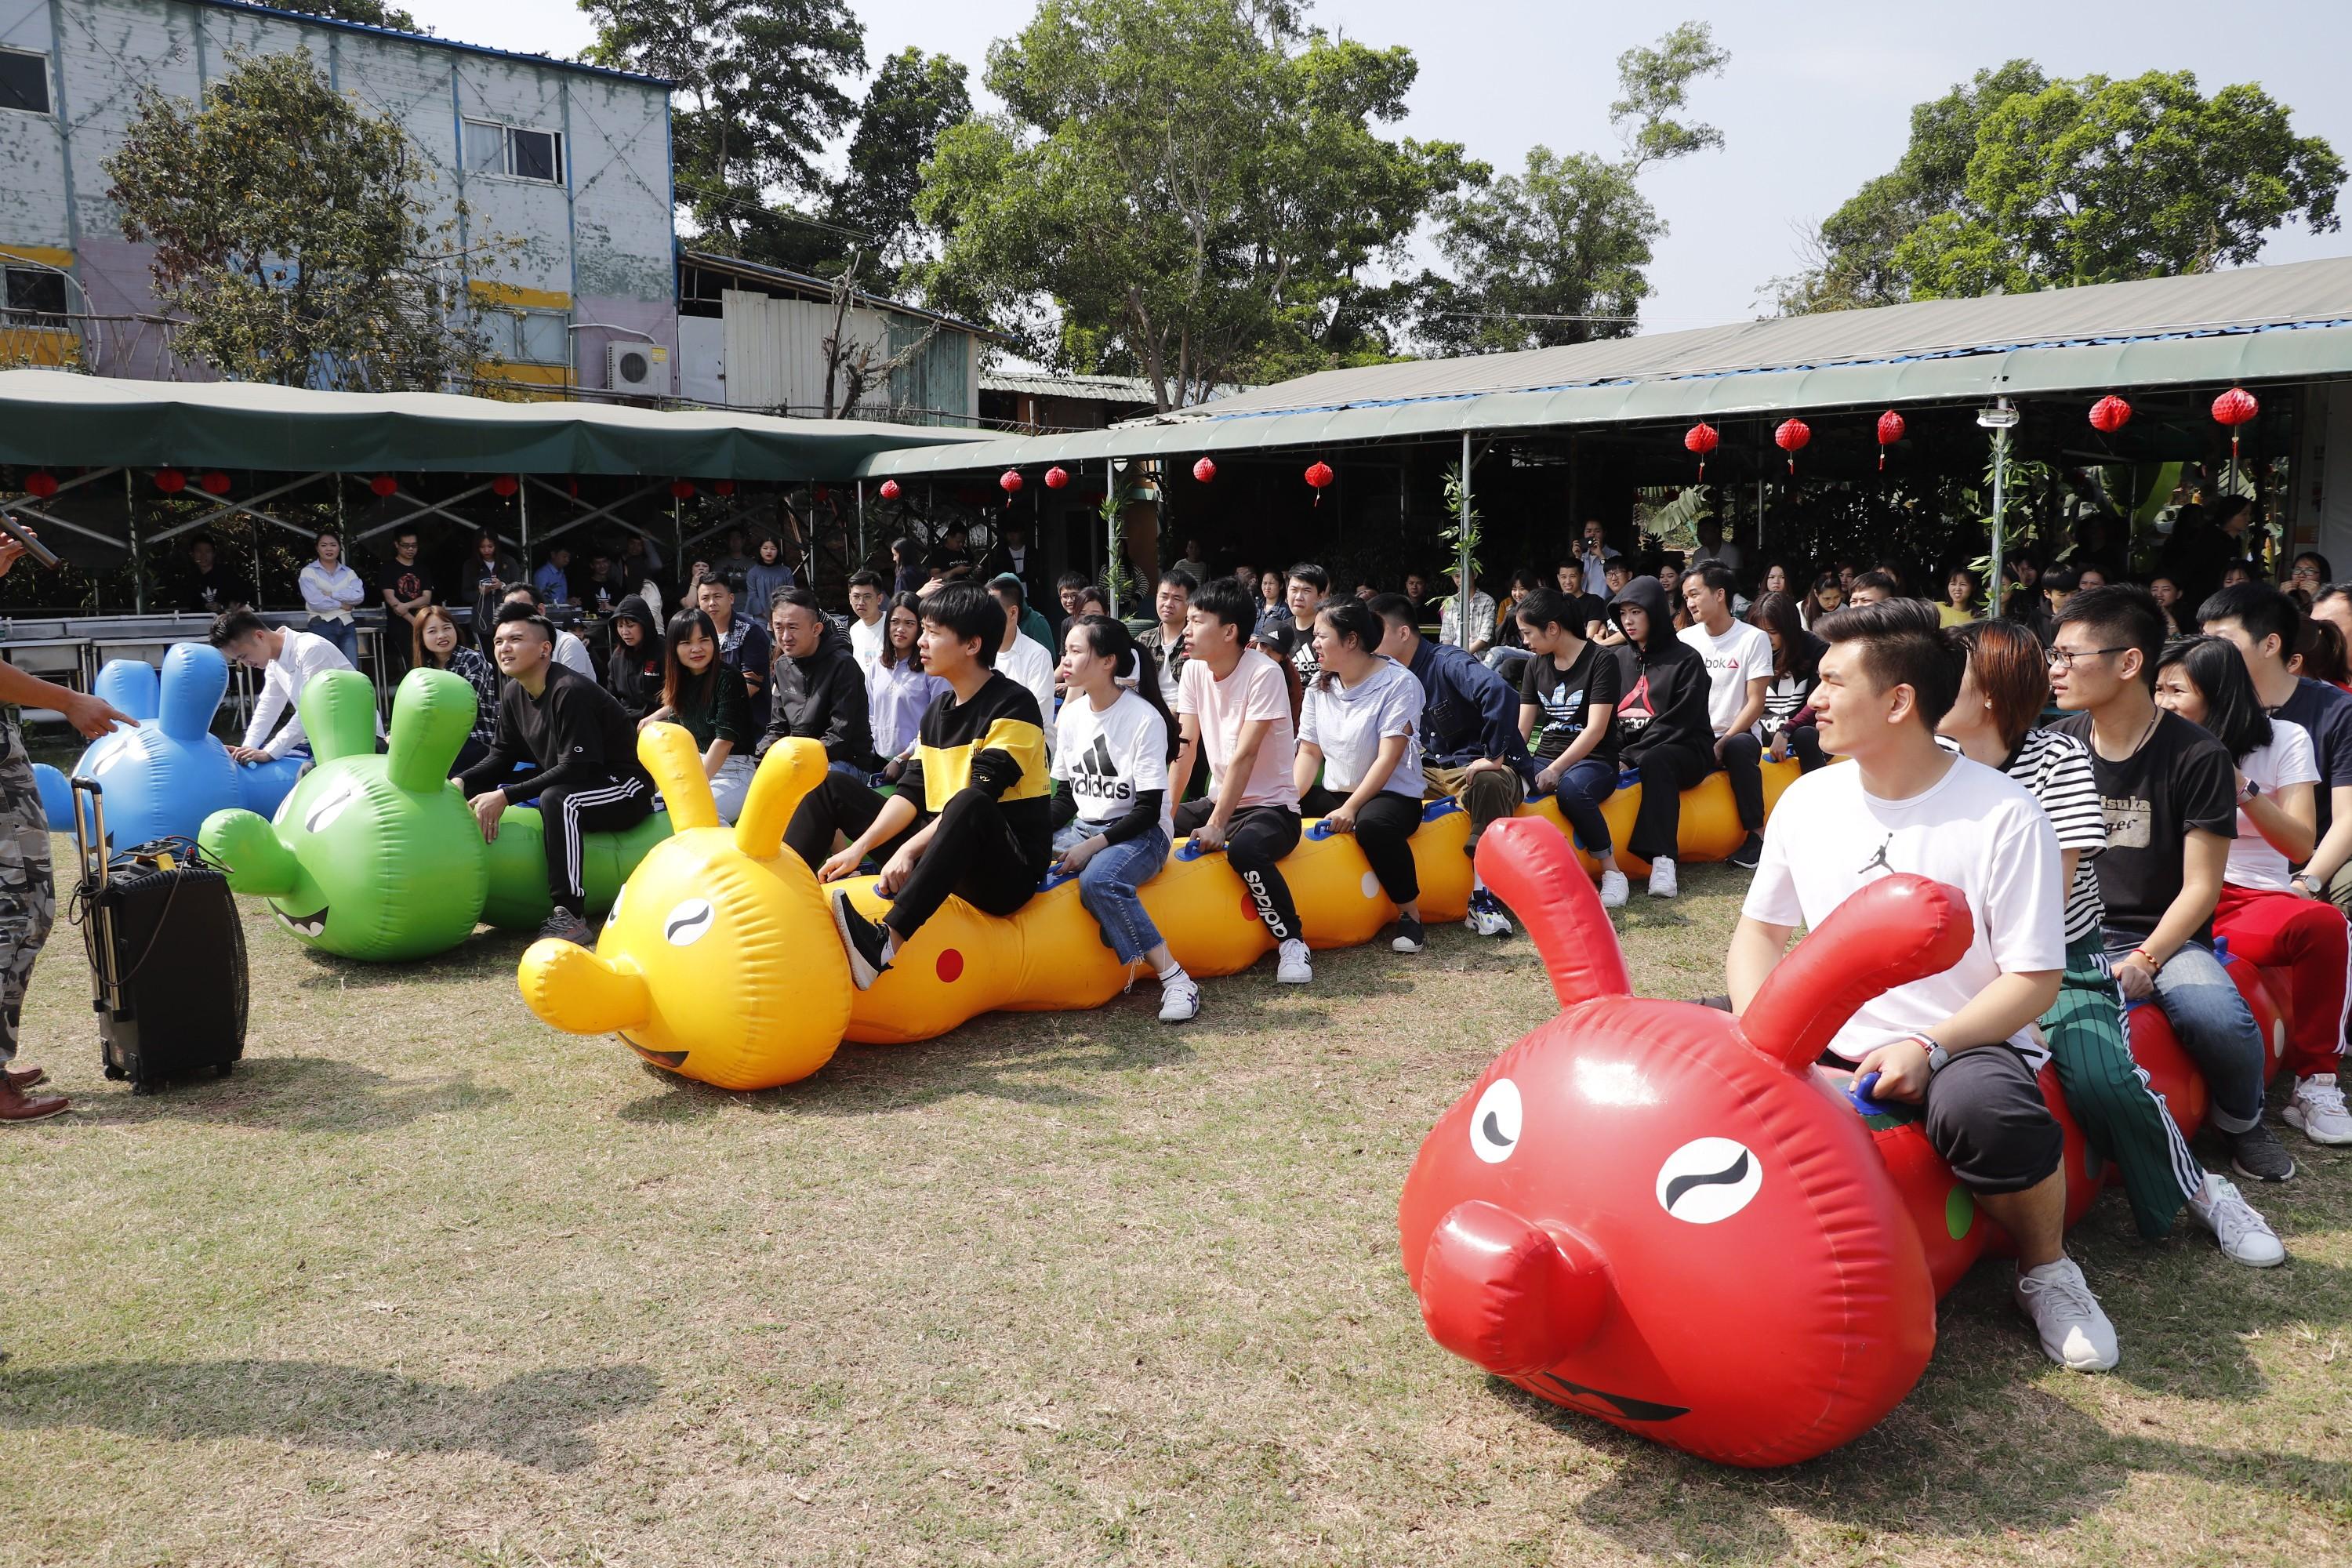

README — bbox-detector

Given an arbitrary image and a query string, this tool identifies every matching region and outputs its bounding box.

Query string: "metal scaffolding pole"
[1457,430,1475,650]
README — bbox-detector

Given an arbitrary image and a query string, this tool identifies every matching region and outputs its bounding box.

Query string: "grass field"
[0,849,2346,1567]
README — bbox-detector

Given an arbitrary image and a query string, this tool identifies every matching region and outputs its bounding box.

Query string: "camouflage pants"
[0,727,55,1062]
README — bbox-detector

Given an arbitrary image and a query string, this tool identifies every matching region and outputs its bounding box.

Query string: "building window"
[1,264,67,326]
[463,119,563,184]
[0,47,50,115]
[494,308,571,365]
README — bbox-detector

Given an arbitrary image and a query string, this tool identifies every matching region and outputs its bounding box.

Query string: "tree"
[1778,63,2343,311]
[581,1,866,256]
[916,0,1475,410]
[103,49,506,390]
[818,254,939,417]
[826,49,971,272]
[1418,22,1727,354]
[279,2,423,30]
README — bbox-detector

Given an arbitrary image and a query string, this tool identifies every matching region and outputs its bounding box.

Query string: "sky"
[394,0,2352,335]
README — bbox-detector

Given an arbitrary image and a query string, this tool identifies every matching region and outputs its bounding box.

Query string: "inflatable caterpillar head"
[1397,818,1974,1468]
[34,645,302,844]
[517,731,851,1090]
[199,667,488,960]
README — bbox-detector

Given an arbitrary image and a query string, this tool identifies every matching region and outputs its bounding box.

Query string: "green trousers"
[2041,935,2207,1240]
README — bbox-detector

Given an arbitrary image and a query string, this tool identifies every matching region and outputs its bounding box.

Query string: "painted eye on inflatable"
[662,898,715,947]
[302,777,363,837]
[608,881,625,921]
[1655,1137,1762,1224]
[1468,1078,1523,1164]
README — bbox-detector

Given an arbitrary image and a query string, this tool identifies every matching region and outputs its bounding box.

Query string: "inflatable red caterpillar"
[1397,817,2291,1468]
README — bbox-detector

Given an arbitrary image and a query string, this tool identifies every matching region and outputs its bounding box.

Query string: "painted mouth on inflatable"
[274,906,328,938]
[622,1034,688,1069]
[1530,1373,1689,1422]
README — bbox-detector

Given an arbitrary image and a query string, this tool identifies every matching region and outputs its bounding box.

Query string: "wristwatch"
[2241,779,2262,804]
[1916,1036,1952,1074]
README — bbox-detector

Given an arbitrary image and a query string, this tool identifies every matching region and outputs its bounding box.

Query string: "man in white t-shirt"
[1727,597,2118,1374]
[988,576,1058,760]
[211,608,379,761]
[1679,563,1774,869]
[846,571,887,670]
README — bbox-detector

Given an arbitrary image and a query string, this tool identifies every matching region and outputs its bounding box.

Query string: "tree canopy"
[1780,62,2346,312]
[916,0,1475,409]
[103,49,503,390]
[826,49,973,271]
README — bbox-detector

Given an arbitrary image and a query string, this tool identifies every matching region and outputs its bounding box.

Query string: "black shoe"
[1729,833,1765,870]
[831,892,895,991]
[2229,1121,2297,1183]
[1390,916,1425,954]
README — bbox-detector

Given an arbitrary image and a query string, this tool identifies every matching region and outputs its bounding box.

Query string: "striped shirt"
[2001,728,2109,945]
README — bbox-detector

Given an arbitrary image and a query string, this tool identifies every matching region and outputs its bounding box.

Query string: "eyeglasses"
[2291,564,2322,580]
[2046,644,2129,668]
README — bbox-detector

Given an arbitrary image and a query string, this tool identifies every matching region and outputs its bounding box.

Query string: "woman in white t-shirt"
[2156,636,2347,1106]
[1051,615,1200,1023]
[1293,599,1429,954]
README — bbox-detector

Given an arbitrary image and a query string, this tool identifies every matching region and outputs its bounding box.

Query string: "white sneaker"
[1158,976,1201,1023]
[2013,1258,2119,1372]
[1276,938,1312,985]
[1647,857,1678,899]
[1598,869,1629,909]
[2187,1173,2286,1267]
[1463,891,1512,938]
[2284,1074,2352,1145]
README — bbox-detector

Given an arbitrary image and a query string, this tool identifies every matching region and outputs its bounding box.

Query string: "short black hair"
[1366,592,1419,633]
[2197,580,2299,655]
[987,572,1026,610]
[847,568,884,591]
[1057,570,1087,591]
[1849,568,1904,598]
[1811,597,1962,728]
[1159,567,1197,594]
[694,568,739,597]
[503,583,543,608]
[768,586,821,619]
[1286,561,1330,594]
[206,608,268,647]
[492,601,555,642]
[1189,574,1258,631]
[1689,562,1738,599]
[2055,583,2166,689]
[921,581,1001,667]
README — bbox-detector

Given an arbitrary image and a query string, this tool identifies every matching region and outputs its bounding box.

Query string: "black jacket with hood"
[605,595,664,724]
[757,619,876,768]
[1606,575,1715,762]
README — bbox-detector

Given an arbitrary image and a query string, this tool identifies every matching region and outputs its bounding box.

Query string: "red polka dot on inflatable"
[1240,891,1260,922]
[935,949,964,983]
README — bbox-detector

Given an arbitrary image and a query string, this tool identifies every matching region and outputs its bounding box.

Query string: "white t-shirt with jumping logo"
[1052,688,1174,837]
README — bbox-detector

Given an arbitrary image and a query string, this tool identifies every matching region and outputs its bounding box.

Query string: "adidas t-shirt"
[1519,641,1621,765]
[1053,687,1174,837]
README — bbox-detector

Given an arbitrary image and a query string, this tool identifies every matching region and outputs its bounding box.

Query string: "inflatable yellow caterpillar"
[519,729,1801,1090]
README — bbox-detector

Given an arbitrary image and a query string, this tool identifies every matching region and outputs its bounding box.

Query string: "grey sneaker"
[2013,1258,2118,1372]
[2228,1121,2297,1184]
[2187,1174,2286,1267]
[536,909,593,946]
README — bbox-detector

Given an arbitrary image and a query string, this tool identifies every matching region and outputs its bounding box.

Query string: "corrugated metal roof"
[978,369,1255,402]
[198,1,672,88]
[856,257,2352,477]
[683,252,1002,342]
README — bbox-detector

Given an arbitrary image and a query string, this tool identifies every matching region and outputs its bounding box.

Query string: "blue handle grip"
[1846,1070,1896,1117]
[1305,818,1335,840]
[1175,837,1213,861]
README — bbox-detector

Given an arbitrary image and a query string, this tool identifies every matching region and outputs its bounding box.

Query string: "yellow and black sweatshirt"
[900,670,1053,873]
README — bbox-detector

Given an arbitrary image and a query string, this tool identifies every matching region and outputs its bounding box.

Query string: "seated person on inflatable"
[209,608,379,763]
[1294,598,1431,956]
[456,603,657,948]
[1511,587,1629,909]
[1600,574,1714,900]
[2049,586,2299,1181]
[1678,563,1774,872]
[1367,592,1535,939]
[779,581,1051,988]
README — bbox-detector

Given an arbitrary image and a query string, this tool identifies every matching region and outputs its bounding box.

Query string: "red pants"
[2213,884,2350,1079]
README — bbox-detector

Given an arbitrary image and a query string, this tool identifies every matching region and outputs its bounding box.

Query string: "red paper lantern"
[2089,394,2132,434]
[879,478,902,501]
[1773,419,1810,476]
[1683,422,1719,481]
[670,480,695,500]
[1875,409,1906,472]
[1193,457,1217,484]
[713,479,735,496]
[566,477,580,499]
[1044,466,1069,490]
[154,467,187,494]
[491,474,519,498]
[199,470,230,495]
[370,473,398,498]
[1000,468,1024,495]
[24,471,56,499]
[1305,459,1334,506]
[2213,387,2259,428]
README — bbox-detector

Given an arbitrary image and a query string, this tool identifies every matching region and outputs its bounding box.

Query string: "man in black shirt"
[183,535,252,615]
[2048,584,2292,1181]
[375,528,436,680]
[757,587,874,776]
[456,603,654,946]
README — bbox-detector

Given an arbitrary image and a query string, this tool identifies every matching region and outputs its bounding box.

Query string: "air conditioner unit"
[607,342,668,395]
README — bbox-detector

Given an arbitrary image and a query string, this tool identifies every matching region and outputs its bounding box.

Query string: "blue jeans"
[2108,935,2267,1134]
[1070,824,1171,965]
[308,617,359,663]
[1544,757,1617,855]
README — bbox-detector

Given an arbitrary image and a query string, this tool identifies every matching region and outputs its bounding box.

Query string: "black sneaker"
[1390,915,1426,954]
[2229,1122,2297,1184]
[831,892,895,991]
[1729,833,1765,870]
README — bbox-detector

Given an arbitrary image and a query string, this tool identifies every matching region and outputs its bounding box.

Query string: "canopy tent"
[0,371,993,480]
[854,257,2352,477]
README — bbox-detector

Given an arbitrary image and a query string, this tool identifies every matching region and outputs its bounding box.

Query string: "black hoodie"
[757,619,876,768]
[605,595,664,723]
[1606,575,1714,761]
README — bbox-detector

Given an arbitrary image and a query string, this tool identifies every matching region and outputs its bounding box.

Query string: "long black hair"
[1748,590,1821,682]
[661,608,724,715]
[2158,634,2273,763]
[1067,612,1180,760]
[875,591,925,671]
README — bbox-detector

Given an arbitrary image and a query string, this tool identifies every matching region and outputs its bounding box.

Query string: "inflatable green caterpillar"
[199,668,669,961]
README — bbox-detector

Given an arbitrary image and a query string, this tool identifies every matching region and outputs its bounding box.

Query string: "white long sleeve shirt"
[298,561,367,622]
[243,629,375,759]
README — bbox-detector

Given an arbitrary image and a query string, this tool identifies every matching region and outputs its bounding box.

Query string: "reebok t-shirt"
[1679,619,1773,738]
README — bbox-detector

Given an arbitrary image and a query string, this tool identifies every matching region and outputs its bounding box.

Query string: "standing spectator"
[1680,562,1774,869]
[1295,599,1429,954]
[1691,515,1742,576]
[978,519,1045,607]
[210,609,376,763]
[1748,590,1828,772]
[604,594,663,724]
[412,604,502,777]
[1602,574,1715,899]
[643,608,755,823]
[924,521,975,575]
[182,534,252,615]
[1514,588,1628,909]
[463,532,521,654]
[695,570,771,728]
[1171,575,1312,985]
[1133,568,1194,711]
[1576,518,1620,588]
[890,536,927,595]
[298,529,366,663]
[757,586,875,779]
[745,535,796,618]
[456,604,655,946]
[866,593,946,778]
[534,545,574,607]
[374,528,436,681]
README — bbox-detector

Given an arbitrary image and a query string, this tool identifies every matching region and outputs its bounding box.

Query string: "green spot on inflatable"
[1944,1183,1975,1242]
[198,667,668,961]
